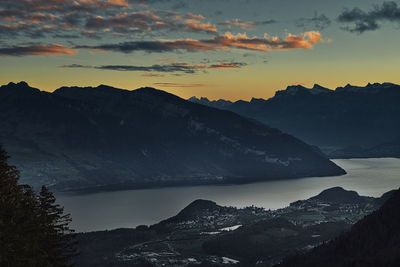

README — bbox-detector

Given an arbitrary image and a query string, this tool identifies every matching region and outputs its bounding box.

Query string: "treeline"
[0,145,76,266]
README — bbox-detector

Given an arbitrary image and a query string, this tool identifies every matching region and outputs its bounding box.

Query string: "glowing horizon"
[1,0,400,101]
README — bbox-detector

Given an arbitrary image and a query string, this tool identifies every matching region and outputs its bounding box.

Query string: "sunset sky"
[1,0,400,100]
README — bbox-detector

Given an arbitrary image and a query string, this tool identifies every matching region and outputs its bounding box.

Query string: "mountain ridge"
[0,81,344,192]
[189,82,400,157]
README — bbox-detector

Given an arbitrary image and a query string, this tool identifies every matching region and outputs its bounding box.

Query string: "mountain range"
[0,82,343,191]
[189,83,400,157]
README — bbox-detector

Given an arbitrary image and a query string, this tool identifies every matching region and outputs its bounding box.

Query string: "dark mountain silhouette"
[189,83,400,157]
[309,187,367,204]
[0,82,344,191]
[276,187,400,267]
[158,199,221,225]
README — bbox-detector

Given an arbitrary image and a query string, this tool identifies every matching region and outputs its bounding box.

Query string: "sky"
[1,0,400,100]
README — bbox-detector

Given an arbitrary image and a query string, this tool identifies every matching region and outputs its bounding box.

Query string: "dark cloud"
[296,13,331,31]
[74,41,174,53]
[0,43,75,56]
[60,63,196,73]
[97,64,198,73]
[74,31,324,53]
[60,61,247,73]
[338,1,400,33]
[0,22,28,37]
[53,34,81,39]
[207,62,247,69]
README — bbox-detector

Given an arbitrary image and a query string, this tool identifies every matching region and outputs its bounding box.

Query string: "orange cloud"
[76,31,326,54]
[26,12,53,24]
[79,0,100,4]
[277,31,322,50]
[185,19,217,33]
[0,44,76,56]
[186,13,205,20]
[216,31,324,52]
[167,31,324,52]
[107,0,128,6]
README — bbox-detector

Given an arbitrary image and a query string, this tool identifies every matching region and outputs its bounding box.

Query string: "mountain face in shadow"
[0,82,344,191]
[190,83,400,157]
[276,187,400,267]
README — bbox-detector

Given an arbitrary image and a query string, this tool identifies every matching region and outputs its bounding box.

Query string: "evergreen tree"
[38,185,77,267]
[0,145,76,266]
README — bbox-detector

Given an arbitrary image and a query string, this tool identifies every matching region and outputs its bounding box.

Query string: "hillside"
[0,82,344,191]
[276,187,400,267]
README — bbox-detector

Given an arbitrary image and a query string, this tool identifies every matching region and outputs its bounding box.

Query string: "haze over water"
[57,158,400,232]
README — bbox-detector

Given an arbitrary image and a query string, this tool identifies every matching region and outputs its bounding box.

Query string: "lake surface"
[56,158,400,232]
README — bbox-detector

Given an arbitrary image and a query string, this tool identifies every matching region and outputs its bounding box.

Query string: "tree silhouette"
[0,145,76,266]
[38,186,77,266]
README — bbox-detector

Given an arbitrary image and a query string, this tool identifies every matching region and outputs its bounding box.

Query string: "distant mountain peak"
[310,84,331,94]
[275,84,331,97]
[278,85,307,96]
[96,84,119,90]
[312,83,330,90]
[336,82,400,93]
[188,96,233,108]
[9,81,29,87]
[5,81,31,89]
[286,84,306,90]
[1,81,40,95]
[250,97,267,104]
[188,96,200,101]
[366,82,396,88]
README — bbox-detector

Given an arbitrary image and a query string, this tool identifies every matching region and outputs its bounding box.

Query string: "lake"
[56,158,400,232]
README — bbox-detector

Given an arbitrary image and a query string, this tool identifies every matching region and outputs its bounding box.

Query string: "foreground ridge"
[277,187,400,267]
